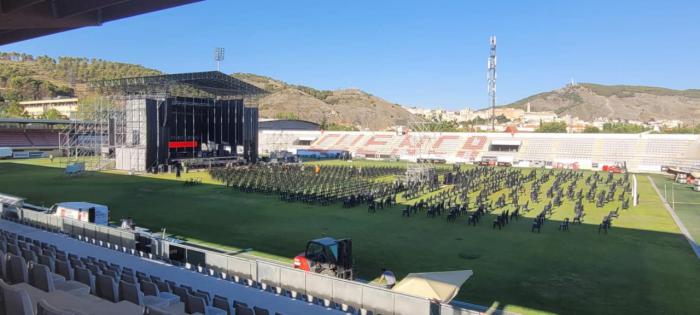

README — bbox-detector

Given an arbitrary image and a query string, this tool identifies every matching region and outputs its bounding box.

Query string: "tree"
[470,116,487,125]
[536,121,568,133]
[323,123,358,131]
[660,126,696,134]
[40,108,64,120]
[274,112,300,120]
[583,125,600,133]
[75,95,115,120]
[602,122,649,133]
[0,101,28,118]
[495,114,510,123]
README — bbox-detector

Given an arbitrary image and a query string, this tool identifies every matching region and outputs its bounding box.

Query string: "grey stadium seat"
[186,293,226,315]
[118,280,169,309]
[29,263,90,296]
[1,279,33,315]
[6,254,28,284]
[96,273,119,302]
[73,267,96,294]
[140,280,179,305]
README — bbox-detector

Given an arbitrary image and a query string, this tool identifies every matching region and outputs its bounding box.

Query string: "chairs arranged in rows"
[0,228,274,315]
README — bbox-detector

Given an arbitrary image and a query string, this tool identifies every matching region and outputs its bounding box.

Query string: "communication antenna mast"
[214,47,225,71]
[487,36,497,131]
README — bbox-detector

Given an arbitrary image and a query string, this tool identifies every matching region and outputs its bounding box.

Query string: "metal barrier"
[253,260,430,314]
[15,208,474,315]
[440,304,483,315]
[19,209,136,250]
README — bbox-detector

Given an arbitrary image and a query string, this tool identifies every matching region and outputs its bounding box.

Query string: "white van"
[49,202,109,225]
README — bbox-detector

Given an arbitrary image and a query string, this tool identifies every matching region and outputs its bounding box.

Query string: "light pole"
[214,47,225,71]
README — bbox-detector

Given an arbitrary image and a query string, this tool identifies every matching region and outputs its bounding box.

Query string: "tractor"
[293,237,354,280]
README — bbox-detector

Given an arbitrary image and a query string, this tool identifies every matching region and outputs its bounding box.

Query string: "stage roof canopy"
[90,71,268,97]
[0,0,202,45]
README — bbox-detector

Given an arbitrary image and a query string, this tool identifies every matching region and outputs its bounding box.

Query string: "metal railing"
[15,208,479,315]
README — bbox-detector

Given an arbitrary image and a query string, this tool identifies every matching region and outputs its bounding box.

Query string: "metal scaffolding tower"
[59,97,139,172]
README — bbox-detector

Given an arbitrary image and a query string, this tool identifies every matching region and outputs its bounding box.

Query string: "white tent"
[392,270,473,303]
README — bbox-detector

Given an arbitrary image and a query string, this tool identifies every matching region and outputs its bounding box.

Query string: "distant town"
[403,102,685,133]
[11,96,691,134]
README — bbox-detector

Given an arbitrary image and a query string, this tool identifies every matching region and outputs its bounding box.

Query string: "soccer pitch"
[648,174,700,244]
[0,159,698,314]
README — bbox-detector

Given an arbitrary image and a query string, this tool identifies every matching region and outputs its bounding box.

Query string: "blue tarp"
[296,149,348,160]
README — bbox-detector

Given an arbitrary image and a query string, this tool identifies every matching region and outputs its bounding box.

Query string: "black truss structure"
[89,71,267,98]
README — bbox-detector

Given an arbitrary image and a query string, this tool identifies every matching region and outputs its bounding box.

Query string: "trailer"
[48,202,109,225]
[0,147,12,159]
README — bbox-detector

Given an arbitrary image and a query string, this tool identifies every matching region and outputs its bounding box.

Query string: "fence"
[19,209,137,251]
[16,208,479,315]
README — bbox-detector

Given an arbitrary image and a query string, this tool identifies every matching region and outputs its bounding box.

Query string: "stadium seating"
[25,130,60,147]
[0,129,59,148]
[260,130,700,172]
[0,130,32,147]
[0,219,341,315]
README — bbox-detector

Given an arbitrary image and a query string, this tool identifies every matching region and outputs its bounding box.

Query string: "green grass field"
[649,174,700,242]
[0,159,698,314]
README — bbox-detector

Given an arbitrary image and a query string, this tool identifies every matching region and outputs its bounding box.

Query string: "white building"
[19,98,78,118]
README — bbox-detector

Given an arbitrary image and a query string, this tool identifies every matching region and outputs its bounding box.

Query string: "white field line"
[648,176,700,260]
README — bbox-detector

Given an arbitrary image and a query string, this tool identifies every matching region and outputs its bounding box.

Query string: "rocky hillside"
[0,52,161,101]
[4,52,698,127]
[503,83,700,123]
[232,73,417,130]
[0,53,416,129]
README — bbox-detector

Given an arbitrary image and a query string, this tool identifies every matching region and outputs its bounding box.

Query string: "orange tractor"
[293,237,354,279]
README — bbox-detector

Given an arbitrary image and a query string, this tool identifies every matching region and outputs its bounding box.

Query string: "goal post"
[632,174,638,206]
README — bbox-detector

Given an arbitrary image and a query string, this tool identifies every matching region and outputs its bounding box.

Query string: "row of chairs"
[0,229,275,315]
[16,217,354,313]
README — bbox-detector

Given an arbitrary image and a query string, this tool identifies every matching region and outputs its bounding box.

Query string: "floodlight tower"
[487,36,497,131]
[214,47,225,71]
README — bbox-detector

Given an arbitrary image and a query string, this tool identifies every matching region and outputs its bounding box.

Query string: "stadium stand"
[0,205,472,315]
[0,130,32,147]
[0,120,64,158]
[24,130,60,147]
[0,219,342,315]
[0,129,60,148]
[259,130,700,172]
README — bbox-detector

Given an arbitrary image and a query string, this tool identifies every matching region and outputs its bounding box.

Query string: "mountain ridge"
[2,52,698,127]
[501,83,700,123]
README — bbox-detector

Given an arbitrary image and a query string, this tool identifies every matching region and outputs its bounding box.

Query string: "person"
[49,154,54,163]
[380,268,396,289]
[120,217,134,229]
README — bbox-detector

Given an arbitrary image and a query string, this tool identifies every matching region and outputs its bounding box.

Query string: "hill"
[3,52,698,127]
[503,83,700,123]
[0,52,161,101]
[232,73,416,130]
[0,53,417,129]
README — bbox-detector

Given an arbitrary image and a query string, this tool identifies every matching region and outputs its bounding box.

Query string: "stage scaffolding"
[59,96,141,171]
[60,71,266,172]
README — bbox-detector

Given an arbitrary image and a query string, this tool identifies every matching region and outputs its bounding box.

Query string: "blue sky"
[2,0,699,110]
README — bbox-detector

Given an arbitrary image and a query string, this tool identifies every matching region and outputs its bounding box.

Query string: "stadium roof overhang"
[0,117,84,125]
[0,0,203,45]
[90,71,268,98]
